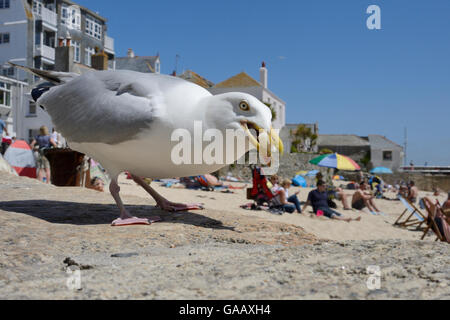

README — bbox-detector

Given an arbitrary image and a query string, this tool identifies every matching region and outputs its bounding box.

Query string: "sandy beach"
[0,172,449,299]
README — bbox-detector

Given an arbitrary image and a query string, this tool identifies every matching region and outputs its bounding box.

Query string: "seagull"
[10,63,283,226]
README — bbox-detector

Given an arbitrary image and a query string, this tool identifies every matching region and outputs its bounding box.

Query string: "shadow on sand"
[0,200,234,231]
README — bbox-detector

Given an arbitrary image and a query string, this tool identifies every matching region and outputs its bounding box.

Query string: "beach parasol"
[309,153,361,171]
[370,167,393,174]
[4,140,37,178]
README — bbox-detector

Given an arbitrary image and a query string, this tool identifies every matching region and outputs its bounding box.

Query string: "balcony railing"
[104,35,115,53]
[33,6,57,27]
[36,44,55,61]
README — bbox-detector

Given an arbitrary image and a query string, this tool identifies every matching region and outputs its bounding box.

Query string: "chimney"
[127,48,135,58]
[91,48,109,71]
[260,61,268,89]
[55,35,74,72]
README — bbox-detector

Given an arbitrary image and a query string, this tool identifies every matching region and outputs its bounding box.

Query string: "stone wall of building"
[218,153,330,182]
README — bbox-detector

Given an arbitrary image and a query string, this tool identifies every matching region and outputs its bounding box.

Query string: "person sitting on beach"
[352,181,382,213]
[407,181,419,204]
[90,176,105,192]
[271,179,302,214]
[267,175,280,190]
[302,180,361,222]
[316,172,351,210]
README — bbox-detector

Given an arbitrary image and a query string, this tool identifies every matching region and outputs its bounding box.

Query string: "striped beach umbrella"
[309,153,361,171]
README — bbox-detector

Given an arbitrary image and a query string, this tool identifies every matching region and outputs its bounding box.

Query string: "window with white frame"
[32,0,42,14]
[0,82,11,107]
[61,4,81,30]
[85,15,102,40]
[85,46,95,66]
[72,41,80,63]
[2,67,14,77]
[0,0,10,9]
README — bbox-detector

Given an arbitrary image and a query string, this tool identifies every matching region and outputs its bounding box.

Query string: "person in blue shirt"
[30,126,57,184]
[302,180,361,222]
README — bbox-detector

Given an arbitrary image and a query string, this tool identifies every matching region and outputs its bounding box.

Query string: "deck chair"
[421,200,449,243]
[247,167,276,206]
[394,196,427,229]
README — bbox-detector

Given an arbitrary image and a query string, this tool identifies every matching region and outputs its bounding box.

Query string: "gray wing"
[38,70,187,145]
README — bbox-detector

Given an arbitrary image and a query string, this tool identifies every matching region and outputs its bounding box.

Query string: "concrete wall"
[370,148,403,172]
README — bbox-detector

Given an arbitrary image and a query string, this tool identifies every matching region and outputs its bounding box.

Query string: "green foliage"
[320,148,334,155]
[264,102,277,121]
[290,125,318,153]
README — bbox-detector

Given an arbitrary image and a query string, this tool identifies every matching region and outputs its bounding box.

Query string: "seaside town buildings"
[0,0,115,141]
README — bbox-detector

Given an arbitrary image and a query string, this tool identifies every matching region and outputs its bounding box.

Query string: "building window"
[61,4,81,30]
[72,41,80,63]
[0,0,10,9]
[155,61,160,74]
[28,102,37,116]
[85,15,102,40]
[383,151,393,161]
[0,33,10,44]
[2,67,14,77]
[84,47,95,66]
[32,0,42,14]
[0,82,11,107]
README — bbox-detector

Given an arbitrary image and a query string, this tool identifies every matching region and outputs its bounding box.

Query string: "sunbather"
[316,172,351,209]
[407,181,419,204]
[352,181,382,214]
[271,179,302,214]
[303,180,361,222]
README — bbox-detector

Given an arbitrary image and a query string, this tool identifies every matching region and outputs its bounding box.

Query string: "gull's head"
[204,92,284,156]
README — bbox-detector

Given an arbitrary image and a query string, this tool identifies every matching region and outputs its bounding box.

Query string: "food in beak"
[241,122,284,156]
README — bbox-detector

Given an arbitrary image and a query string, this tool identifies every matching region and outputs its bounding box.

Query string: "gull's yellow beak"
[241,122,284,157]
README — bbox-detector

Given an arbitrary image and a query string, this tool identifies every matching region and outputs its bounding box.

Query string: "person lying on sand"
[271,179,302,214]
[302,180,361,223]
[352,181,383,214]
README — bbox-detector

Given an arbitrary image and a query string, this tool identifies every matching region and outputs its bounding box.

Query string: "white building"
[0,75,28,138]
[208,62,286,129]
[0,0,115,142]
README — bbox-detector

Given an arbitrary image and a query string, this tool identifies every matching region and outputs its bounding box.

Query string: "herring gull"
[11,63,283,226]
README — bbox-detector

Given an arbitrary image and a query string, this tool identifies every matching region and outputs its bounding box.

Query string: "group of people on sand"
[267,174,362,223]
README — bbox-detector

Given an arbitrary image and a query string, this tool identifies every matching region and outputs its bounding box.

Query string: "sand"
[0,172,449,300]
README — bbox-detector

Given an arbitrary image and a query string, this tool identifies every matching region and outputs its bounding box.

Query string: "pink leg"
[109,179,151,227]
[131,175,204,212]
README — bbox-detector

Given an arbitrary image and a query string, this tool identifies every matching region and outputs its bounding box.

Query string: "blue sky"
[78,0,450,166]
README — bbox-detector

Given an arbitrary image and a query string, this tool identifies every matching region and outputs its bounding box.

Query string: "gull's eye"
[239,101,250,111]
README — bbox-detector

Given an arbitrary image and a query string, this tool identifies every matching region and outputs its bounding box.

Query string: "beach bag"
[328,199,337,209]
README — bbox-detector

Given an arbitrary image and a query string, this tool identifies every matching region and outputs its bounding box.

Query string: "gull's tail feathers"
[8,61,79,84]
